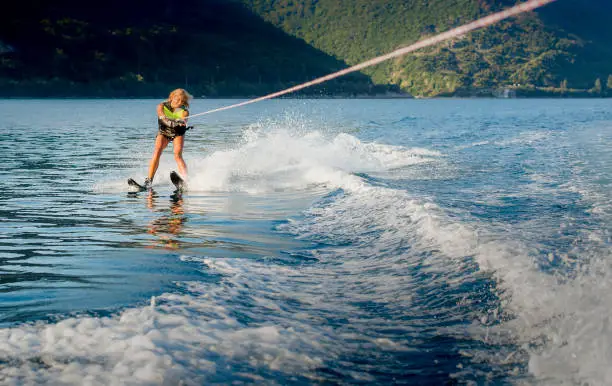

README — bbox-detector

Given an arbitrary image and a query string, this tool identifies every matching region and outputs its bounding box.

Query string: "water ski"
[128,178,148,191]
[170,171,185,191]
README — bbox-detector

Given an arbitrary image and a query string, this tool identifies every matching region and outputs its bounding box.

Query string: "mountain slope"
[0,0,395,97]
[2,0,609,98]
[245,0,612,97]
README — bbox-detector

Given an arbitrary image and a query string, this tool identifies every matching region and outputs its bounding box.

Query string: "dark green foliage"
[1,0,610,97]
[245,0,612,97]
[0,0,393,97]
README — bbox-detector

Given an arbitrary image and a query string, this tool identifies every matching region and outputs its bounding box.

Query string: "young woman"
[144,88,192,189]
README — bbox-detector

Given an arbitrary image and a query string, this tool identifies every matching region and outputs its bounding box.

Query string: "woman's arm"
[156,103,165,118]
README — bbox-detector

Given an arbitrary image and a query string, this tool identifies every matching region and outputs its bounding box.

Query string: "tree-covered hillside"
[1,0,610,97]
[0,0,396,97]
[246,0,612,97]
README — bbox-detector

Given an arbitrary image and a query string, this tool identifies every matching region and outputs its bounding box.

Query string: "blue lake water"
[0,98,611,384]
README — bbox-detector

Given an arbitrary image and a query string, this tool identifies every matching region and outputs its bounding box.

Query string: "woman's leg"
[173,135,188,178]
[148,134,170,181]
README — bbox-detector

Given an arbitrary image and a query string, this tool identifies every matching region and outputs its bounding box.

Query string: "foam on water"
[93,120,440,194]
[518,125,612,385]
[209,123,577,382]
[185,124,441,193]
[449,123,612,385]
[4,111,612,385]
[280,175,612,385]
[0,272,331,384]
[204,119,612,385]
[1,121,448,384]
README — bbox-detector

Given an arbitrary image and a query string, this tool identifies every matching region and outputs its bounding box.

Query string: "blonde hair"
[168,88,192,108]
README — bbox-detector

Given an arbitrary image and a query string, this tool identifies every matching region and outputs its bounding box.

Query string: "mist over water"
[0,99,611,384]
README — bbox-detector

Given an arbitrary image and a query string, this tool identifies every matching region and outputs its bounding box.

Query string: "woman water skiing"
[143,88,192,189]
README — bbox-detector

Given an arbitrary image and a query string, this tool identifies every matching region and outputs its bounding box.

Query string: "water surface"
[0,99,610,385]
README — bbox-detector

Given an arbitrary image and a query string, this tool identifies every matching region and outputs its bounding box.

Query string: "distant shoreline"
[2,80,608,99]
[1,93,610,100]
[0,93,414,100]
[2,85,609,99]
[0,92,413,100]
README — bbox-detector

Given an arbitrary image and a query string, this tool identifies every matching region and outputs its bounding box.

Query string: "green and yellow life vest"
[162,102,188,120]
